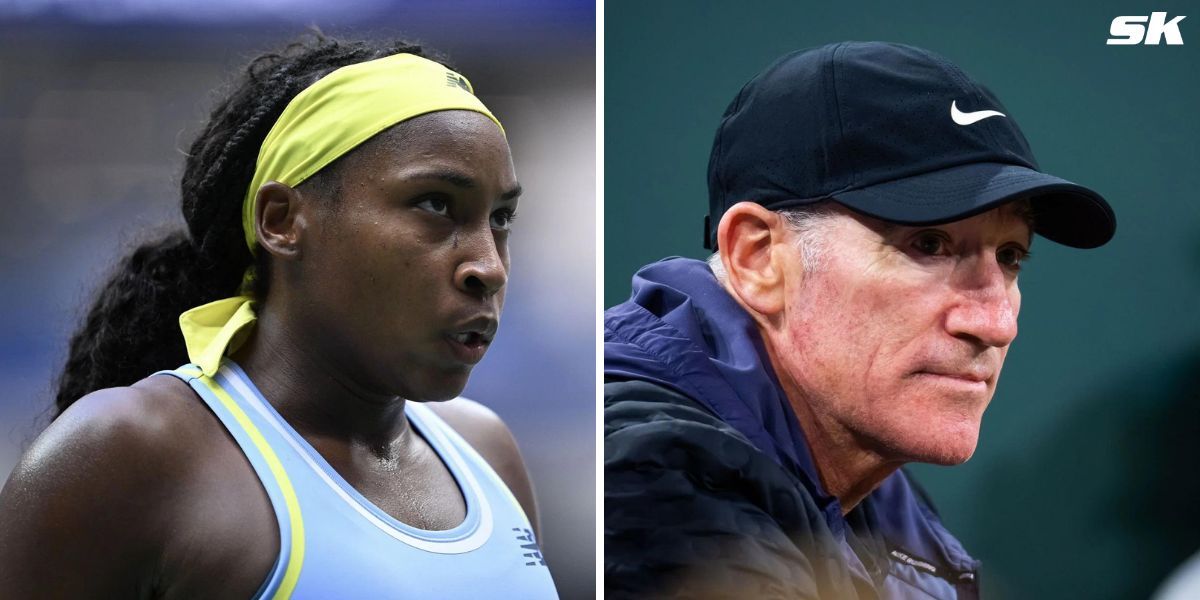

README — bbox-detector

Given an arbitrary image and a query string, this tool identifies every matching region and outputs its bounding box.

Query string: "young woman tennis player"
[0,35,557,598]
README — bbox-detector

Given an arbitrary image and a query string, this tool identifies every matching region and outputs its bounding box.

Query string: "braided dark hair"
[53,34,442,418]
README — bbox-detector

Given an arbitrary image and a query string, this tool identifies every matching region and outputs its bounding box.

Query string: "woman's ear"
[716,202,794,321]
[253,181,306,261]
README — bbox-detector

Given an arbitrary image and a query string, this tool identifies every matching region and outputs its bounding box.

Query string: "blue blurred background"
[0,1,595,597]
[605,1,1198,598]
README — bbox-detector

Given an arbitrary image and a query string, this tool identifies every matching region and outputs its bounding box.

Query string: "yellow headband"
[241,52,503,250]
[180,53,502,377]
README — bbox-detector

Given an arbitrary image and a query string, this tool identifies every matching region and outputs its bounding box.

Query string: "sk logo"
[1108,13,1186,45]
[513,527,546,567]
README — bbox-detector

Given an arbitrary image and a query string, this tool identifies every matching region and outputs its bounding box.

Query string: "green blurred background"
[605,1,1199,597]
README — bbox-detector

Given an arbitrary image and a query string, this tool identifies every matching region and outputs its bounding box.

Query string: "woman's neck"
[233,301,412,458]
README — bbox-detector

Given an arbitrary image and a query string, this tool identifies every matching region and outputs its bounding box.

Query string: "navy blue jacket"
[604,258,981,599]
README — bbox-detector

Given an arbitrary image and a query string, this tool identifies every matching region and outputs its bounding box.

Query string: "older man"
[604,42,1115,598]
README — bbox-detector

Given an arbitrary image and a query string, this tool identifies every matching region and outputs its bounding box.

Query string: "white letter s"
[1108,15,1148,45]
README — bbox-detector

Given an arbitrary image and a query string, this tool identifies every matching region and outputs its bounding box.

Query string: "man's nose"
[454,228,507,297]
[945,257,1019,348]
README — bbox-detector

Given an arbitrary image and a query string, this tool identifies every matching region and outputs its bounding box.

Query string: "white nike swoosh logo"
[950,100,1006,125]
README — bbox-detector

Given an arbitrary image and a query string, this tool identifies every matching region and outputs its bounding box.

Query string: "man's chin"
[906,431,980,466]
[870,422,981,466]
[919,444,977,466]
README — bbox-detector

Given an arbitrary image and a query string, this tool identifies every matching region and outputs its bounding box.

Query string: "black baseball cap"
[704,41,1116,250]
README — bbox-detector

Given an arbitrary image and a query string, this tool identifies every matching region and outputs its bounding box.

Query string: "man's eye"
[491,208,517,231]
[912,232,948,256]
[997,246,1030,271]
[416,196,450,215]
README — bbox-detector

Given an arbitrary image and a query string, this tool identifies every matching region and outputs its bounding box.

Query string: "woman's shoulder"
[18,376,208,486]
[35,375,222,473]
[34,373,268,512]
[0,377,209,593]
[0,375,279,597]
[2,375,225,527]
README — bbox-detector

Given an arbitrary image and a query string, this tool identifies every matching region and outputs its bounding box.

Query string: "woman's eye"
[912,232,948,256]
[491,208,517,231]
[997,246,1030,271]
[416,196,450,216]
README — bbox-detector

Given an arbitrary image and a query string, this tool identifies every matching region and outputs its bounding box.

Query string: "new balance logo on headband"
[446,72,472,92]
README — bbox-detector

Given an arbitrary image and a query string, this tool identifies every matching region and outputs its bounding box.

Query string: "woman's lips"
[443,313,497,365]
[444,331,490,364]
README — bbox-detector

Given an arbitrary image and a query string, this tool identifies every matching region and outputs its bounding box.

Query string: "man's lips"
[919,370,989,383]
[913,367,993,392]
[912,356,996,383]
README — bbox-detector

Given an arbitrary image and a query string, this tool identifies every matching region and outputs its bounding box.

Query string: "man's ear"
[253,181,306,261]
[717,202,792,320]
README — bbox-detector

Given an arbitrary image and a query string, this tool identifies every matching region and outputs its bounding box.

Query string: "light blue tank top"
[158,360,559,599]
